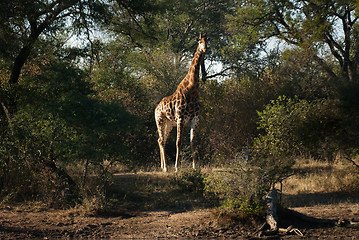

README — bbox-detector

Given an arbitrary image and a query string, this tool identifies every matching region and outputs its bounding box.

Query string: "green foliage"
[204,95,343,221]
[199,74,280,159]
[174,169,206,194]
[255,96,304,157]
[21,62,134,162]
[113,0,234,57]
[226,0,359,82]
[254,96,341,161]
[204,159,267,223]
[0,61,136,204]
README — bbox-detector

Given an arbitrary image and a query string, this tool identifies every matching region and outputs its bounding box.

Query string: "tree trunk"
[265,188,278,231]
[8,45,33,85]
[43,158,78,196]
[259,189,303,237]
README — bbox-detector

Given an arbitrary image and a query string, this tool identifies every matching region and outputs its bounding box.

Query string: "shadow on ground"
[108,172,218,213]
[282,191,359,208]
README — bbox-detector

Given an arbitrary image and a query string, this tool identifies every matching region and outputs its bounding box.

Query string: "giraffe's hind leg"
[155,113,174,172]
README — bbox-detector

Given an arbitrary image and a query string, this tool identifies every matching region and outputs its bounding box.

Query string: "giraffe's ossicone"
[155,33,207,172]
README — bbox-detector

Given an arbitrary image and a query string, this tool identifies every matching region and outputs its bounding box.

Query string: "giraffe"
[155,33,207,172]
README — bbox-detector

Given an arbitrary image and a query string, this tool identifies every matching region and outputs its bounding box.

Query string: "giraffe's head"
[198,33,207,53]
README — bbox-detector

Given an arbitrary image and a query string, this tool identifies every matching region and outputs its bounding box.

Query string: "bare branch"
[342,153,359,169]
[269,0,301,45]
[325,34,344,66]
[205,67,232,79]
[312,55,338,80]
[117,1,159,43]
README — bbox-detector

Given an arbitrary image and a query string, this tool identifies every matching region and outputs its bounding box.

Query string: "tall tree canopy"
[0,0,112,85]
[227,0,359,82]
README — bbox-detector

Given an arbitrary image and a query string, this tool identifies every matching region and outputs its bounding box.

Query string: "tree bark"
[9,45,33,85]
[259,189,304,237]
[265,188,278,231]
[43,157,78,196]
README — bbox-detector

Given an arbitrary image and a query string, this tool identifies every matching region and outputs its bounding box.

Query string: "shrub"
[0,62,135,206]
[254,95,341,161]
[174,169,206,194]
[204,154,268,224]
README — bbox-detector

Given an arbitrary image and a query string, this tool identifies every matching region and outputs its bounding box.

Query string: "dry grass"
[34,157,359,214]
[280,156,359,208]
[282,157,359,194]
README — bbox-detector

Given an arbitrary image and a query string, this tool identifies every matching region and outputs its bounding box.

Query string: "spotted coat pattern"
[155,34,207,172]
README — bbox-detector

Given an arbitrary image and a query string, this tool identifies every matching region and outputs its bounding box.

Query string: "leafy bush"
[254,95,341,161]
[203,96,343,223]
[174,169,206,194]
[204,154,268,224]
[0,62,136,206]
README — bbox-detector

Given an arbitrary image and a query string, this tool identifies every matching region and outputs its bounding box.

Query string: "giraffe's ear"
[199,33,202,39]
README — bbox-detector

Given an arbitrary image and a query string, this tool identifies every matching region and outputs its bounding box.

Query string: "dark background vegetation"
[0,0,358,215]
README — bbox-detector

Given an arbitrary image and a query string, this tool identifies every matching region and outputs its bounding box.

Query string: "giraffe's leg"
[155,114,173,172]
[158,138,166,172]
[156,114,167,172]
[190,117,199,169]
[175,119,184,172]
[162,121,174,172]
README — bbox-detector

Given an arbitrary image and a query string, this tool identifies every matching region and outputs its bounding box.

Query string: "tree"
[112,0,235,65]
[0,0,112,85]
[92,0,239,167]
[0,0,139,204]
[227,0,359,82]
[0,56,135,203]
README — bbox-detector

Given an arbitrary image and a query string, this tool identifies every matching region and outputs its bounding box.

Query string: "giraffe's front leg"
[175,119,184,172]
[158,138,167,172]
[190,117,199,169]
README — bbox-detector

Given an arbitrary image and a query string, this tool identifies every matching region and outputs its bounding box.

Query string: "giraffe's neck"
[186,46,203,85]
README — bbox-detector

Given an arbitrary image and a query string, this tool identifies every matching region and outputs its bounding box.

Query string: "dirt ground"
[1,172,359,239]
